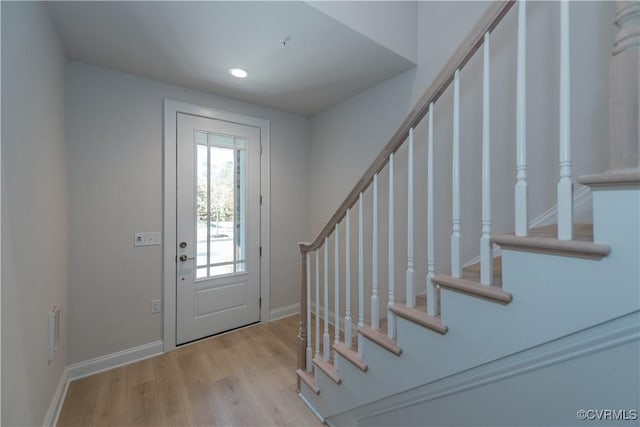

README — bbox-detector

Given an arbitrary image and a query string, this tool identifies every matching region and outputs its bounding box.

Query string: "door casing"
[163,99,270,353]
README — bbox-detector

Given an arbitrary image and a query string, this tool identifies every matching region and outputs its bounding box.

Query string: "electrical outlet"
[151,299,161,314]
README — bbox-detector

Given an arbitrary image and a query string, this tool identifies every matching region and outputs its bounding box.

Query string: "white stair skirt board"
[43,367,69,427]
[330,311,640,426]
[269,303,300,321]
[67,341,163,381]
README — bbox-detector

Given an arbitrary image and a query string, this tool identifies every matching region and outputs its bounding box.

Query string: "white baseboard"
[43,367,69,427]
[68,340,163,381]
[270,303,300,321]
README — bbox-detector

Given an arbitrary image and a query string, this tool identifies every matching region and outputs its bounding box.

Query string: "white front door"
[176,113,261,345]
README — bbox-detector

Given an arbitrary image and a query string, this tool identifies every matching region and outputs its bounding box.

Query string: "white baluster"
[426,104,437,317]
[306,252,312,372]
[334,224,340,356]
[388,153,396,339]
[515,0,528,237]
[406,128,416,308]
[451,69,462,278]
[323,238,330,362]
[371,174,380,330]
[345,209,352,348]
[481,32,493,286]
[315,250,320,359]
[558,0,573,240]
[358,193,365,355]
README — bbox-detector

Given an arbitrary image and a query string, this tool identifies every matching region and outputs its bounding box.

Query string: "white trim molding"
[43,367,69,427]
[67,341,163,381]
[163,99,271,353]
[270,303,300,321]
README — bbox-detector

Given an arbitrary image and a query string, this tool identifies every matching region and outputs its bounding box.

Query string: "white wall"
[1,2,68,425]
[307,1,614,319]
[306,1,418,63]
[66,62,309,364]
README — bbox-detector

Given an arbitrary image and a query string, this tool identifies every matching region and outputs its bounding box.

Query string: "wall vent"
[48,304,61,363]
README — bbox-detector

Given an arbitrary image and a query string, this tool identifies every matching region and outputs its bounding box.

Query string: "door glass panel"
[194,130,247,279]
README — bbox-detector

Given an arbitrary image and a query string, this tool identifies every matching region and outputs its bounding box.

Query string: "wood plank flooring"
[57,315,323,427]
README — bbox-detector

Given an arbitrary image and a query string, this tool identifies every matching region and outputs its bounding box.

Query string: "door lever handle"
[179,254,195,262]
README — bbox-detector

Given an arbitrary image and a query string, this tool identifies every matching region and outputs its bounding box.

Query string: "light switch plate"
[134,232,161,247]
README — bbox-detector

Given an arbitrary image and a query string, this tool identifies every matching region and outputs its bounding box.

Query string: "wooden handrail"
[299,0,515,255]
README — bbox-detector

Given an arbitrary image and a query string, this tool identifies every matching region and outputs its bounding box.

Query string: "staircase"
[296,1,640,425]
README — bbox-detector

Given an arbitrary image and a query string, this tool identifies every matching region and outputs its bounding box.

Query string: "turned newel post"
[296,243,308,392]
[609,0,639,172]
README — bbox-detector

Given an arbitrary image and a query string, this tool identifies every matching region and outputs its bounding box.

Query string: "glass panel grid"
[194,130,248,280]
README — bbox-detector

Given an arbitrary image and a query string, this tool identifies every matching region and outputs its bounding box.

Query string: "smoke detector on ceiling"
[280,36,292,49]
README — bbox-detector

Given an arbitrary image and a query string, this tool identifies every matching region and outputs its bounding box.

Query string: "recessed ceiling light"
[230,68,248,78]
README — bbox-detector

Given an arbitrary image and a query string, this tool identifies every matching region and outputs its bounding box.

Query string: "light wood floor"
[57,315,323,427]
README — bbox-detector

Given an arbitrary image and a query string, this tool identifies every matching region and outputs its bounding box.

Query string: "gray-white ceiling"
[47,1,416,116]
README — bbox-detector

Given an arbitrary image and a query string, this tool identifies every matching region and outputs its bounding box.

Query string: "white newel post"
[557,0,573,241]
[406,128,416,307]
[515,0,528,237]
[609,1,639,172]
[481,32,493,285]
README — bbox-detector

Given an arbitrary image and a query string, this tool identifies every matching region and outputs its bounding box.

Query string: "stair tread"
[529,223,593,241]
[433,274,512,304]
[313,355,342,384]
[296,369,320,395]
[358,324,402,356]
[389,303,448,335]
[333,342,368,372]
[492,223,610,260]
[462,256,503,284]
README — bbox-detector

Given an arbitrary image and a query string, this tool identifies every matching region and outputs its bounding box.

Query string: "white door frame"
[163,99,270,353]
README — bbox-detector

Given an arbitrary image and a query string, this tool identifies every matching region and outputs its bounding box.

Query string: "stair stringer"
[328,311,640,426]
[299,188,639,420]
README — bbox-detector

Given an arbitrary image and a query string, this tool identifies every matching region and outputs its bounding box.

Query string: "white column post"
[608,1,639,172]
[406,128,416,308]
[515,0,528,237]
[426,103,438,317]
[451,69,462,278]
[481,32,493,286]
[388,153,396,339]
[371,174,380,330]
[557,0,573,241]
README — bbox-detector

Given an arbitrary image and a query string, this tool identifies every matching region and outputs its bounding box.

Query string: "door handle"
[179,254,195,262]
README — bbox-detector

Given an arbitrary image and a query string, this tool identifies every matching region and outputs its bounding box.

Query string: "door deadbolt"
[179,242,187,248]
